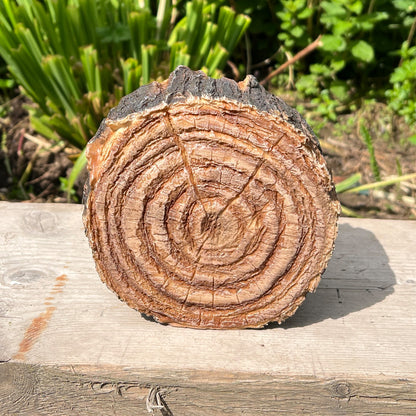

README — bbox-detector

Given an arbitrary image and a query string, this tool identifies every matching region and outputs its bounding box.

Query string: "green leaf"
[155,0,172,41]
[390,67,408,83]
[340,205,361,218]
[169,41,190,71]
[184,0,204,56]
[222,13,250,53]
[97,22,130,43]
[321,34,346,52]
[1,0,17,27]
[276,11,290,22]
[128,10,153,60]
[344,173,416,194]
[333,20,353,36]
[360,124,381,181]
[141,44,157,84]
[41,55,81,118]
[194,21,217,67]
[281,0,307,13]
[408,134,416,145]
[310,63,332,75]
[290,26,304,38]
[351,40,374,63]
[296,74,319,96]
[393,0,416,12]
[320,1,347,17]
[0,0,250,153]
[0,78,14,88]
[66,148,87,202]
[330,59,345,72]
[330,80,348,100]
[206,43,228,76]
[80,45,101,94]
[121,57,142,94]
[298,7,313,19]
[346,1,363,15]
[28,109,61,143]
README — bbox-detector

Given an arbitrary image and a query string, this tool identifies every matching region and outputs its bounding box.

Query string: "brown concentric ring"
[84,94,339,328]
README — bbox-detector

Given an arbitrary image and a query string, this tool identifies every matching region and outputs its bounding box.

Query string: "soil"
[0,94,415,219]
[316,103,416,220]
[0,95,84,203]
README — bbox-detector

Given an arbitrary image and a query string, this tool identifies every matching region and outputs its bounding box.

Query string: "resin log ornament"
[83,66,340,329]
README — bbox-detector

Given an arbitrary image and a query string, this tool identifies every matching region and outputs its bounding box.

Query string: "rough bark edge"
[91,66,320,150]
[84,66,325,205]
[82,67,340,329]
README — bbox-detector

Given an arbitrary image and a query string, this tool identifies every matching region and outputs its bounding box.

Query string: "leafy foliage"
[275,0,393,105]
[235,0,416,123]
[0,0,250,149]
[386,43,416,126]
[0,0,415,204]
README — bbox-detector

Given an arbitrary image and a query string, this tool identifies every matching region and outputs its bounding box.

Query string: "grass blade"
[66,147,87,202]
[206,43,228,76]
[340,205,361,218]
[335,173,362,193]
[141,44,157,84]
[360,123,381,182]
[344,173,416,194]
[121,57,142,94]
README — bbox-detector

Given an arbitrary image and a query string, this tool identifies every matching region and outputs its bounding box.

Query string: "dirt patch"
[0,95,78,202]
[1,95,415,219]
[318,102,416,219]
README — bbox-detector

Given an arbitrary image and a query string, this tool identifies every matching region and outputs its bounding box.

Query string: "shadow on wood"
[279,223,395,329]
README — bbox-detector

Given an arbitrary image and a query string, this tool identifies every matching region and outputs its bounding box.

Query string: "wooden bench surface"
[0,201,415,415]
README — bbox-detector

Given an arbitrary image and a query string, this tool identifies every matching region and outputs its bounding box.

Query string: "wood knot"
[23,211,57,234]
[332,381,352,399]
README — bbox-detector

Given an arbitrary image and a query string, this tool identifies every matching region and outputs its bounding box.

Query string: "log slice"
[83,66,340,329]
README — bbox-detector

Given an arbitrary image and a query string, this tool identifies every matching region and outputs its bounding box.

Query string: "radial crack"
[216,133,286,219]
[163,112,207,214]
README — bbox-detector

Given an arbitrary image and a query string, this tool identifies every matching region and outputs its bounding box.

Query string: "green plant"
[407,134,416,145]
[0,0,250,198]
[276,0,313,51]
[384,0,416,138]
[360,123,381,181]
[295,1,387,104]
[168,2,250,77]
[335,172,416,217]
[248,0,415,124]
[386,43,416,126]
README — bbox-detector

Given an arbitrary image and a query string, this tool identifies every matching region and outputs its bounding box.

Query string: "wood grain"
[1,363,415,416]
[0,202,416,414]
[83,66,340,329]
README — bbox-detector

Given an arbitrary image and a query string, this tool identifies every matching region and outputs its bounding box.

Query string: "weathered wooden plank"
[0,202,416,414]
[1,362,416,416]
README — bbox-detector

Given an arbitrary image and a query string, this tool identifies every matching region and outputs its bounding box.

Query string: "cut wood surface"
[84,66,340,329]
[1,202,416,415]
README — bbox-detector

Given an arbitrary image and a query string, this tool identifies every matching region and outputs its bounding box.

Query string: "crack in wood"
[214,132,285,221]
[146,386,175,416]
[163,112,207,215]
